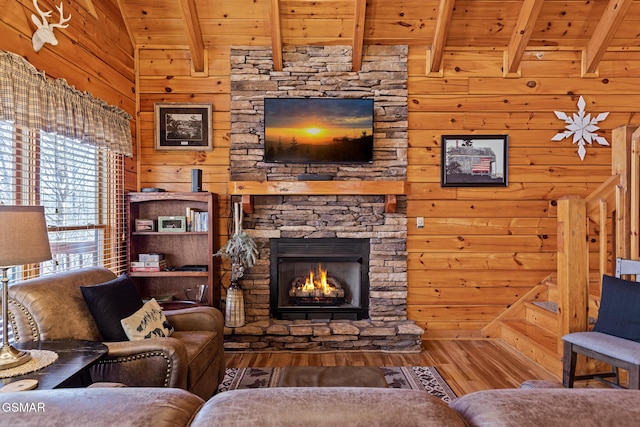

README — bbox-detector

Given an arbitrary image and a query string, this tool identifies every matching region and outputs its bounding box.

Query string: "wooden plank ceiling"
[117,0,639,75]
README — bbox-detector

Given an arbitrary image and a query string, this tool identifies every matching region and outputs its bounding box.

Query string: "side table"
[159,300,202,310]
[0,339,107,390]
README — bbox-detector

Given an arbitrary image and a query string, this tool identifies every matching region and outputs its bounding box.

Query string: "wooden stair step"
[502,320,558,355]
[529,300,558,313]
[525,301,557,335]
[545,281,558,304]
[589,280,601,312]
[540,277,600,323]
[501,320,562,377]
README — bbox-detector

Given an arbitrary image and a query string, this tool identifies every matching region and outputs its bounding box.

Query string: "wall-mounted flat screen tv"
[264,98,374,163]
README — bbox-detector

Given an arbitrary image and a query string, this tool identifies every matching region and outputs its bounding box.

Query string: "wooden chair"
[562,258,640,389]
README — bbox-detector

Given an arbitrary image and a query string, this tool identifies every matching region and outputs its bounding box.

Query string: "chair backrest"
[615,258,640,281]
[8,267,116,342]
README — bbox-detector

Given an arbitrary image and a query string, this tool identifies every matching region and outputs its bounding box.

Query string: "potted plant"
[214,202,258,327]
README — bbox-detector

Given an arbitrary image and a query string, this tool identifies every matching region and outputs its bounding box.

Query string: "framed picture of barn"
[154,103,212,151]
[441,135,508,187]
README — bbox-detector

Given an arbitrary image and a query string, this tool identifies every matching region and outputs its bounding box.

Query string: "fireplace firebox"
[270,238,370,320]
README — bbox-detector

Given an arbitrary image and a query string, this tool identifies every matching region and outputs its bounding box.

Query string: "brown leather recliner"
[7,267,225,399]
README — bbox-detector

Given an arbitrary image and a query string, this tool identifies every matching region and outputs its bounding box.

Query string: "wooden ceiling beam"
[504,0,545,78]
[78,0,98,19]
[178,0,206,74]
[270,0,283,71]
[427,0,455,76]
[352,0,367,72]
[583,0,633,77]
[114,0,137,51]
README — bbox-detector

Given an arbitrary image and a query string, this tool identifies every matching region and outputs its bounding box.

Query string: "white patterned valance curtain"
[0,51,132,156]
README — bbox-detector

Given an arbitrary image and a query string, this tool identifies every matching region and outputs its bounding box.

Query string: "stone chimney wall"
[229,45,408,181]
[225,45,422,351]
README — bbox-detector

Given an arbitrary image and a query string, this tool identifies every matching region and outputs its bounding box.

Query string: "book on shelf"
[138,253,165,262]
[185,207,209,232]
[131,259,167,272]
[130,266,167,272]
[132,261,167,268]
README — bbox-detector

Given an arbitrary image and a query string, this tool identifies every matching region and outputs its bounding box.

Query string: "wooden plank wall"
[1,0,137,192]
[134,2,640,338]
[136,48,640,338]
[136,48,232,257]
[6,0,640,339]
[406,46,640,338]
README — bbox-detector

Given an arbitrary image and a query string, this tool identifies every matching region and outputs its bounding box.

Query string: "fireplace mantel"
[228,181,410,213]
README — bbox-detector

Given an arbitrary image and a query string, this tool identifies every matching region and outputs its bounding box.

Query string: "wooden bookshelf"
[126,192,219,307]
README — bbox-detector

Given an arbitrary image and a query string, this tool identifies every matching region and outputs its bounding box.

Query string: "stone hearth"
[224,45,423,352]
[223,319,424,352]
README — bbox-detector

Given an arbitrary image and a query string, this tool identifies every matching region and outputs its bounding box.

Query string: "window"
[0,121,126,283]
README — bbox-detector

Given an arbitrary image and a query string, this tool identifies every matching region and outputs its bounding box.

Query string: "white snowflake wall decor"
[551,96,609,161]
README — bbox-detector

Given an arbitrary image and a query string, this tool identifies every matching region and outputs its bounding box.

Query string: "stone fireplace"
[223,45,423,352]
[270,237,370,321]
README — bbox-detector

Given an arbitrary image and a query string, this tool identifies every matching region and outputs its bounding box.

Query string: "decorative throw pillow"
[120,298,174,340]
[80,274,144,342]
[593,274,640,342]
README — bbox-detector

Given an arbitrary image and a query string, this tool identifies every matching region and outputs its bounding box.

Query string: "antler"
[32,0,52,26]
[30,0,72,52]
[31,0,71,29]
[50,3,71,29]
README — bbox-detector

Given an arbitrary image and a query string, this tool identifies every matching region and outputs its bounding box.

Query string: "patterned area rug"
[217,366,457,403]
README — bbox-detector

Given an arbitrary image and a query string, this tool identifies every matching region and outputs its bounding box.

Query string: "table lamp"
[0,205,52,370]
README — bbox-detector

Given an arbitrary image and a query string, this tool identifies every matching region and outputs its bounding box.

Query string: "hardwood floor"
[224,339,559,396]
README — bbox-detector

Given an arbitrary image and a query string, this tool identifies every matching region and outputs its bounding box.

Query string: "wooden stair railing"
[556,195,590,353]
[556,125,640,354]
[481,125,640,377]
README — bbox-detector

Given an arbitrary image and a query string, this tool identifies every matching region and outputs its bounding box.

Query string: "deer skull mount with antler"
[31,0,71,52]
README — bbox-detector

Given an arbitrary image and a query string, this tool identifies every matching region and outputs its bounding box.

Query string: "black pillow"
[81,274,144,342]
[592,274,640,342]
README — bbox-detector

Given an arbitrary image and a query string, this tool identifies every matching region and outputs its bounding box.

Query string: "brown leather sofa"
[1,386,640,427]
[7,267,225,399]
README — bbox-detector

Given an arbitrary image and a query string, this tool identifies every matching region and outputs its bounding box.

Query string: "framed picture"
[154,103,212,151]
[441,135,508,187]
[157,216,186,232]
[134,219,155,232]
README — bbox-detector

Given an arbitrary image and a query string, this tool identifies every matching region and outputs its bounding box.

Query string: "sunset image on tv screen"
[264,98,374,163]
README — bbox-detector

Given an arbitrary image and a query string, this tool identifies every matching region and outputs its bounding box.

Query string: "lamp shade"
[0,206,52,267]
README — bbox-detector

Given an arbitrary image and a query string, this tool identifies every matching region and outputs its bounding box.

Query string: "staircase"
[483,276,564,376]
[489,276,604,377]
[484,125,640,379]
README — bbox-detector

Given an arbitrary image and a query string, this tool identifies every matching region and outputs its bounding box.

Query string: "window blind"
[0,121,127,284]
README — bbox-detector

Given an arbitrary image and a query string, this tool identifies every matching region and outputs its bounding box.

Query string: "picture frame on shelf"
[157,216,186,232]
[441,134,508,187]
[154,103,212,151]
[134,219,155,232]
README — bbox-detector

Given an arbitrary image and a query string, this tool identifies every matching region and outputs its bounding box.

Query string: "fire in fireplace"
[270,238,370,320]
[289,264,346,305]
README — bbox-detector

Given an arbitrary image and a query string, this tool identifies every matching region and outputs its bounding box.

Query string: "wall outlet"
[416,216,424,229]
